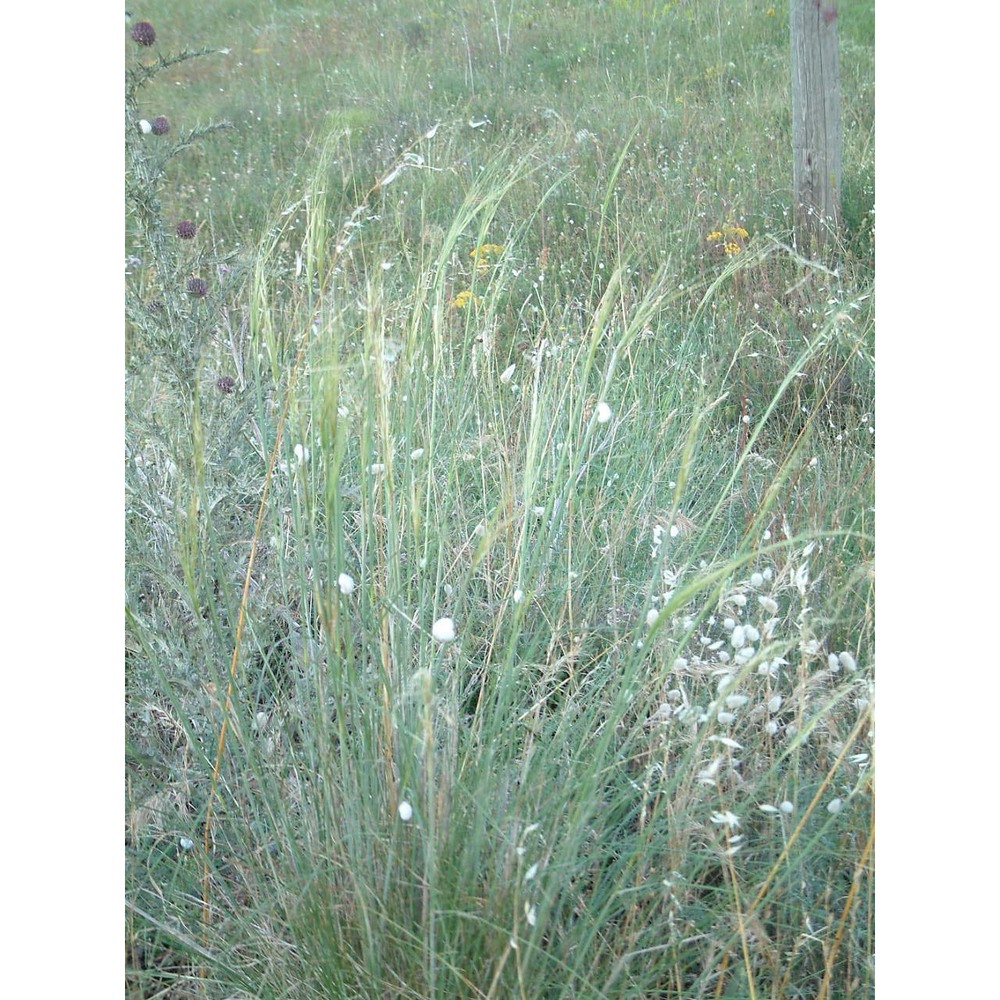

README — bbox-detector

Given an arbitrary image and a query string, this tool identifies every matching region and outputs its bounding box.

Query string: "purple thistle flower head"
[151,115,170,135]
[176,220,196,239]
[187,277,208,298]
[216,376,236,394]
[131,21,156,46]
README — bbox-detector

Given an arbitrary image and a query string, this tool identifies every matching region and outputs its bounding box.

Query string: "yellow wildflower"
[706,224,750,256]
[470,243,505,274]
[452,289,481,309]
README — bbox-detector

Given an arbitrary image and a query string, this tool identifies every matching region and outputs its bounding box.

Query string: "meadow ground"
[125,2,874,997]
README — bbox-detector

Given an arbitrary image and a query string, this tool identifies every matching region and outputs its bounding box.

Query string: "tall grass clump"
[127,4,873,998]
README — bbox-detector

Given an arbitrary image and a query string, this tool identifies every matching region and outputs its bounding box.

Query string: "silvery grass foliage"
[126,6,873,999]
[128,142,872,1000]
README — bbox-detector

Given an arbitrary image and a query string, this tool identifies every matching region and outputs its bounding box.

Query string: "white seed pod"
[432,617,456,643]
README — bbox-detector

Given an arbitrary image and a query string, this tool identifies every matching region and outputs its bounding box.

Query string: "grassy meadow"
[125,1,874,997]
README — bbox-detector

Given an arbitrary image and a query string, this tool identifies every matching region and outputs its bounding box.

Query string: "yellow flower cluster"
[451,289,481,309]
[470,242,505,274]
[706,225,750,256]
[452,242,505,308]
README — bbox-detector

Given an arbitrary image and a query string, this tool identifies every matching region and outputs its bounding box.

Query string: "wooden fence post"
[791,0,842,255]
